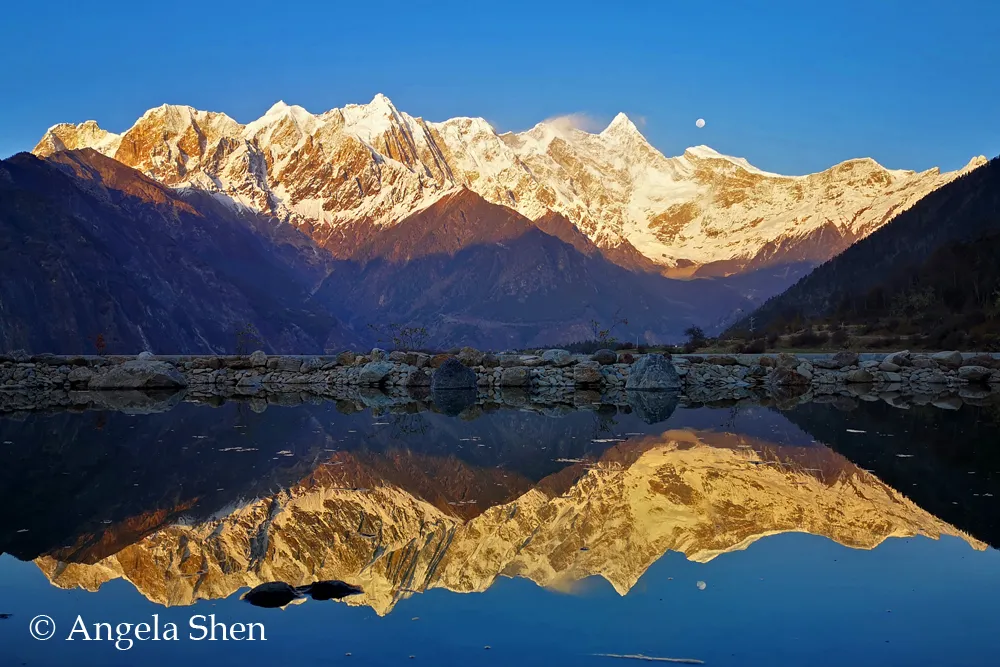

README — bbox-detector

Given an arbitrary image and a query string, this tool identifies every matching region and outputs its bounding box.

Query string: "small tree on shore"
[683,326,707,352]
[235,322,263,356]
[589,309,629,346]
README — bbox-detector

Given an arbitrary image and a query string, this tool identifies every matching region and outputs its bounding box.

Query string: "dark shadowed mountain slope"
[732,157,1000,336]
[0,151,753,353]
[314,189,754,349]
[0,150,352,354]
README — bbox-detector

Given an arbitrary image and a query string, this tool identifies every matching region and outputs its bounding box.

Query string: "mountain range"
[35,95,984,275]
[5,94,988,351]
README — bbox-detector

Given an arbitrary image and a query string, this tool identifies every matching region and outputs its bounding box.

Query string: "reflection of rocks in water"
[357,388,400,409]
[431,388,477,416]
[405,385,431,401]
[77,390,187,415]
[9,382,996,421]
[811,394,858,411]
[499,388,530,408]
[34,429,983,615]
[626,390,679,424]
[242,580,363,608]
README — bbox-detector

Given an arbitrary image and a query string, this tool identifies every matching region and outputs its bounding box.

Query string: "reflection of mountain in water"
[779,401,1000,548]
[0,398,678,561]
[35,429,982,614]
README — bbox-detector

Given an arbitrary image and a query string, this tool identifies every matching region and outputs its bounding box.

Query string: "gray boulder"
[500,367,530,387]
[542,349,574,367]
[591,349,618,366]
[370,348,388,361]
[67,366,95,387]
[884,350,911,367]
[964,354,1000,370]
[832,351,860,368]
[775,353,799,369]
[706,355,737,366]
[359,361,394,386]
[625,354,681,391]
[878,361,901,372]
[573,361,603,385]
[88,359,187,389]
[431,358,477,390]
[456,347,485,367]
[137,350,155,360]
[769,366,810,386]
[267,356,301,372]
[249,350,267,367]
[958,366,991,383]
[931,350,963,368]
[299,356,324,372]
[845,368,874,383]
[404,369,431,387]
[497,354,523,368]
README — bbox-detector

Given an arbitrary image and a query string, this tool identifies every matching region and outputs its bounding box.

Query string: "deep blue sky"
[3,0,998,173]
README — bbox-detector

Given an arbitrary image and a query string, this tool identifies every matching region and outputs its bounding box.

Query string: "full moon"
[695,118,706,129]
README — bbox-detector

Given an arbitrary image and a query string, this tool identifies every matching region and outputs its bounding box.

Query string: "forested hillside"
[733,157,1000,348]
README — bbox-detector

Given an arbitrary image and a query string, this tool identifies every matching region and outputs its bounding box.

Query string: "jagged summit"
[601,111,642,137]
[32,95,984,273]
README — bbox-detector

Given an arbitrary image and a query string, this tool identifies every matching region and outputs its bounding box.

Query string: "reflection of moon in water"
[695,118,706,129]
[696,580,707,590]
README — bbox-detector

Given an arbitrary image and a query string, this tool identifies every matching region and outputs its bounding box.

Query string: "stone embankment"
[2,348,998,399]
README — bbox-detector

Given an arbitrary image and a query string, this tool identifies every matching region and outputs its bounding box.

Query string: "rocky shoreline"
[2,348,999,415]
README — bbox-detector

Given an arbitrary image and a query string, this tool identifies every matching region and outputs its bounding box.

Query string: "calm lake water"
[1,392,998,666]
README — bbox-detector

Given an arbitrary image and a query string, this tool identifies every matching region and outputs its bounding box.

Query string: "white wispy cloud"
[541,113,605,134]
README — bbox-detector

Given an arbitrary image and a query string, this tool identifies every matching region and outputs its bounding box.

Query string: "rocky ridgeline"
[1,348,998,399]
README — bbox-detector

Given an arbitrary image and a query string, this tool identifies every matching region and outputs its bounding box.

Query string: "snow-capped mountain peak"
[682,145,784,178]
[32,96,984,273]
[601,111,641,137]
